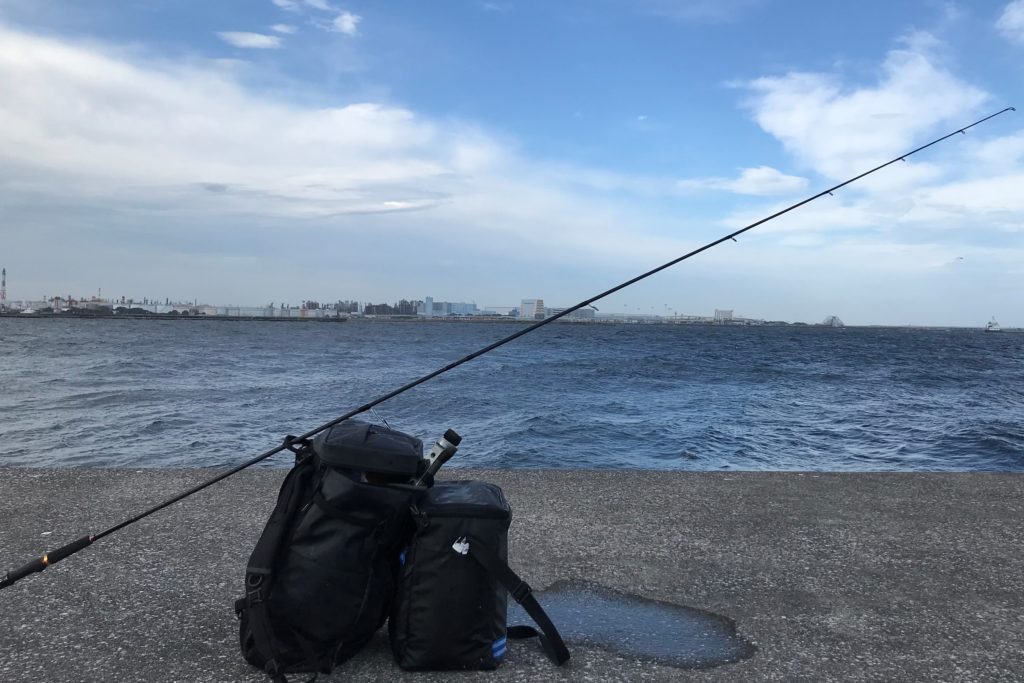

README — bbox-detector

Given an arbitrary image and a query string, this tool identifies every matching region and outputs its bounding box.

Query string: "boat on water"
[985,317,1001,332]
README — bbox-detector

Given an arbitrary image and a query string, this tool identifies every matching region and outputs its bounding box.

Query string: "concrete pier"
[1,469,1022,682]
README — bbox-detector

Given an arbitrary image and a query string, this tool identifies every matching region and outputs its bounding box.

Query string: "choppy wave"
[1,318,1021,471]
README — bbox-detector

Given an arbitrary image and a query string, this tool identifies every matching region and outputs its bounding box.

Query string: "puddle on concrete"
[508,581,756,669]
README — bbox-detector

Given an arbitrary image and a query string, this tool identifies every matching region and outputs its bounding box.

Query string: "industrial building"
[417,297,479,317]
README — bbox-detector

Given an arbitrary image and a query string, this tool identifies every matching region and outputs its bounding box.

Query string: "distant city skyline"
[0,2,1022,326]
[0,280,872,326]
[0,271,1003,327]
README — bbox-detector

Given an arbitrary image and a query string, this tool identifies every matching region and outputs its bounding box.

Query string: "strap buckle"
[511,579,532,603]
[246,573,265,604]
[283,434,312,461]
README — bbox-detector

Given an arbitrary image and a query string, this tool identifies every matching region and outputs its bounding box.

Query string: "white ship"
[985,317,1001,332]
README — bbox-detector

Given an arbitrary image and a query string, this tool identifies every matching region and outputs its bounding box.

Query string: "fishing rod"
[1,106,1014,591]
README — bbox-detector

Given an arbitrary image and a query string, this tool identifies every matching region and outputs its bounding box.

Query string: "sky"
[0,0,1021,325]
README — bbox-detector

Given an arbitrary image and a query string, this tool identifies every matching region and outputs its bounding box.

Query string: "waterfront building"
[333,301,360,314]
[364,302,396,316]
[447,302,478,316]
[418,297,478,317]
[519,299,545,320]
[481,306,515,316]
[545,307,595,320]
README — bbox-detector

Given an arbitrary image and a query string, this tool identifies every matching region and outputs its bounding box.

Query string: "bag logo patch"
[452,537,470,555]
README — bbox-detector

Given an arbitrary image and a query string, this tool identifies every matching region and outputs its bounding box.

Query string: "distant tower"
[1,268,6,309]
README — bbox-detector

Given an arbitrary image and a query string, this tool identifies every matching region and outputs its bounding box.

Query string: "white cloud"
[0,26,445,216]
[332,11,360,35]
[743,32,987,179]
[635,0,764,23]
[271,24,296,34]
[0,24,652,262]
[732,33,1023,242]
[971,130,1024,168]
[914,174,1024,224]
[216,32,282,49]
[272,0,336,16]
[678,166,807,196]
[997,0,1024,44]
[529,164,679,197]
[720,161,1024,242]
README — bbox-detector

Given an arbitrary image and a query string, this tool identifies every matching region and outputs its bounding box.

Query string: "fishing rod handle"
[422,447,456,482]
[0,535,92,591]
[414,429,462,487]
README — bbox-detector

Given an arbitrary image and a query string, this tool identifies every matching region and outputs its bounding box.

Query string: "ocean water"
[0,317,1021,471]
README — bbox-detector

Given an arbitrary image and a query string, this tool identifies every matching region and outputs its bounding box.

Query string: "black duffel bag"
[236,421,424,682]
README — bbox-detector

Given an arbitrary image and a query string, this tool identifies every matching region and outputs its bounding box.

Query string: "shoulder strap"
[247,438,315,575]
[465,539,570,666]
[242,441,318,681]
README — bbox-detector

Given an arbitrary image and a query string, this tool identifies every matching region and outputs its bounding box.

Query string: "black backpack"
[235,423,423,681]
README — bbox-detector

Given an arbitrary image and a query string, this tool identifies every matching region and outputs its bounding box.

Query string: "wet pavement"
[507,581,755,668]
[1,469,1023,682]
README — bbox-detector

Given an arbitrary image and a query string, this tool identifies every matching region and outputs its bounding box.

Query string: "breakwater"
[1,469,1021,682]
[0,312,348,322]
